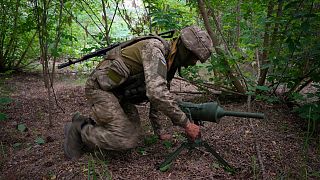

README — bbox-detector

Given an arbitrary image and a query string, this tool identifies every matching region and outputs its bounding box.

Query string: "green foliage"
[255,93,279,103]
[293,84,320,134]
[181,64,205,83]
[0,97,12,121]
[87,154,112,180]
[137,147,147,155]
[268,1,320,89]
[17,123,27,132]
[1,142,7,158]
[88,157,98,180]
[162,140,173,149]
[159,162,172,172]
[145,0,198,31]
[299,103,320,126]
[143,134,159,146]
[0,0,40,71]
[251,155,259,180]
[0,113,7,122]
[0,97,13,104]
[34,137,45,145]
[13,143,22,149]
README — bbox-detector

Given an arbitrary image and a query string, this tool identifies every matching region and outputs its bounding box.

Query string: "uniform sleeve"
[140,39,189,127]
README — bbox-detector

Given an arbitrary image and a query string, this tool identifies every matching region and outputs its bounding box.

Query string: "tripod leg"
[202,141,237,174]
[158,142,189,170]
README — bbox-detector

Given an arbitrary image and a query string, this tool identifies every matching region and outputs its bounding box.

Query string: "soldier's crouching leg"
[82,88,140,151]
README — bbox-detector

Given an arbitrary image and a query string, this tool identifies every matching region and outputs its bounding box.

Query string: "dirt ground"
[0,72,319,180]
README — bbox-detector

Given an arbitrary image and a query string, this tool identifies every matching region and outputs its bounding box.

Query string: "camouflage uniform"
[82,39,189,150]
[77,26,212,151]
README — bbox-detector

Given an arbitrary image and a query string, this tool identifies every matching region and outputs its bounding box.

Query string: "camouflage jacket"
[91,38,189,127]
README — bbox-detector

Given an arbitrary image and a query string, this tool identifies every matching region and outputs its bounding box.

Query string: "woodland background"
[0,0,319,179]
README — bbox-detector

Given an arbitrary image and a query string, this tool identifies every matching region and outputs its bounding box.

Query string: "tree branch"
[62,5,102,45]
[81,0,105,26]
[117,0,139,34]
[101,0,110,44]
[77,0,104,34]
[107,1,119,42]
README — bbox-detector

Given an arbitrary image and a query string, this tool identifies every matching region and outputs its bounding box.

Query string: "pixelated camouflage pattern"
[83,86,141,150]
[149,103,165,136]
[82,38,188,150]
[180,25,213,62]
[140,39,188,127]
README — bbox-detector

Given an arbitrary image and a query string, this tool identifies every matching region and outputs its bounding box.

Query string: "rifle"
[58,42,120,69]
[158,101,265,173]
[58,30,176,69]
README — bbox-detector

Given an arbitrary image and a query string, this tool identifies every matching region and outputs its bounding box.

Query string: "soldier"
[64,25,213,159]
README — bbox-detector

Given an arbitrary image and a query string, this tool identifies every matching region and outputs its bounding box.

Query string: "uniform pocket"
[92,58,130,91]
[94,68,126,91]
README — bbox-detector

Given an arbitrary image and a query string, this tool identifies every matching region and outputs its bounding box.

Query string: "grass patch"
[86,152,112,180]
[251,155,260,180]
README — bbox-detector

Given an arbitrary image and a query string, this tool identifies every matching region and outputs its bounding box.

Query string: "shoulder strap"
[120,35,170,56]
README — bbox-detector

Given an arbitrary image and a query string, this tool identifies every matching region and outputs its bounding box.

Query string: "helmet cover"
[180,25,213,62]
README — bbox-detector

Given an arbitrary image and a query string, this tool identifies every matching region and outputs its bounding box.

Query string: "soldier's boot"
[64,112,90,159]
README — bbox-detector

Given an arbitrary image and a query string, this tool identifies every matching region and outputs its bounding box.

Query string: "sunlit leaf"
[17,123,27,132]
[13,143,22,149]
[35,137,45,145]
[159,162,172,172]
[256,85,270,91]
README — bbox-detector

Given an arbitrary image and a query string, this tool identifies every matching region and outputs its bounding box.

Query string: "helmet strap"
[167,38,179,71]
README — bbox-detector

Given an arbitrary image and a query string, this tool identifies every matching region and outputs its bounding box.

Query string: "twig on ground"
[247,95,267,179]
[173,76,245,96]
[170,91,214,95]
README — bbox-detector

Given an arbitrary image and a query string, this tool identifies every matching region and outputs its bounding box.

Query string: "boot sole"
[63,122,73,159]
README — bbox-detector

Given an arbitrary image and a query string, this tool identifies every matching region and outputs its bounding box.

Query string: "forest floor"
[0,72,319,180]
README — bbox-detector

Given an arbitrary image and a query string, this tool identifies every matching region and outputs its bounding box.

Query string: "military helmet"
[180,25,213,63]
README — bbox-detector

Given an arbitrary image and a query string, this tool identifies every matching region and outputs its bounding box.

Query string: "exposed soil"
[0,72,319,180]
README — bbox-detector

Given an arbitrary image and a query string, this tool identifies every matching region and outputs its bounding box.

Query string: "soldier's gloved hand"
[184,122,200,141]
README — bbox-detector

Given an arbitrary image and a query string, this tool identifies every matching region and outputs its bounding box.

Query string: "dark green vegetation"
[0,0,319,179]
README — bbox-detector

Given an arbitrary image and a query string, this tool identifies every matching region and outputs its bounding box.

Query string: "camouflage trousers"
[81,62,141,151]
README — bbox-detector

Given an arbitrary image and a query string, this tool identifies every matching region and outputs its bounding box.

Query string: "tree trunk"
[36,0,53,127]
[16,31,37,68]
[197,0,246,93]
[50,0,64,84]
[257,1,274,86]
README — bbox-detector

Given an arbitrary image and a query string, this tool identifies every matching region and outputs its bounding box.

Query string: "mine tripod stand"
[157,136,238,174]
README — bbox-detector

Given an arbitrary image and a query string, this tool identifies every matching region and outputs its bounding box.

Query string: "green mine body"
[178,101,265,123]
